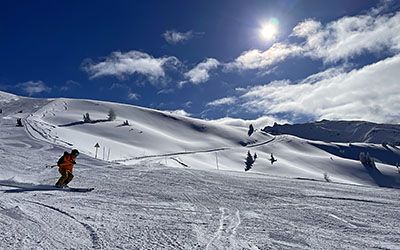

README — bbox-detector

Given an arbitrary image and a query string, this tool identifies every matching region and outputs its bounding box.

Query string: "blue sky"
[1,0,400,124]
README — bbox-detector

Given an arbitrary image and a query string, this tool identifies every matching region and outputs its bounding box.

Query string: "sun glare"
[260,18,279,41]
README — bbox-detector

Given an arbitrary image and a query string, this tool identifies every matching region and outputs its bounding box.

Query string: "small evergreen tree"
[359,152,376,168]
[244,151,255,171]
[248,124,254,136]
[269,153,277,165]
[83,112,91,123]
[107,109,116,121]
[16,118,23,127]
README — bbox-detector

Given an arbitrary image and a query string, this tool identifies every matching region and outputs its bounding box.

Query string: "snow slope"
[25,97,400,187]
[0,90,19,103]
[1,92,400,249]
[0,93,398,187]
[0,114,400,249]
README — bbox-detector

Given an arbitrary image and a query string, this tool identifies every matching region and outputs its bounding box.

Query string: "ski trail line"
[114,136,276,163]
[229,209,241,248]
[206,207,243,250]
[26,200,101,249]
[114,147,229,163]
[327,213,358,229]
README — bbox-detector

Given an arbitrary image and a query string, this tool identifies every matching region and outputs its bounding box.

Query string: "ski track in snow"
[26,200,101,249]
[205,207,242,250]
[327,213,358,229]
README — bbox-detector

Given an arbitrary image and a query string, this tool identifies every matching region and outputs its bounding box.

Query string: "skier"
[55,149,79,188]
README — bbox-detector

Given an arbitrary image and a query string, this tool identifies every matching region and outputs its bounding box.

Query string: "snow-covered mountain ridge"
[263,119,400,145]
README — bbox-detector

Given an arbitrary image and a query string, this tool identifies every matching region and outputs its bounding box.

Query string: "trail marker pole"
[94,143,100,159]
[216,152,219,170]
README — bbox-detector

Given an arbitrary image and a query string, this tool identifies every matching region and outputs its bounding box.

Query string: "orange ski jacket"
[57,152,76,172]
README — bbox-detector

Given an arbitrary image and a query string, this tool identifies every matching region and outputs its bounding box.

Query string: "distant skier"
[55,149,79,188]
[269,153,277,165]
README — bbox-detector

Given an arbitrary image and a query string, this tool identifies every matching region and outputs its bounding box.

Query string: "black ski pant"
[55,168,74,187]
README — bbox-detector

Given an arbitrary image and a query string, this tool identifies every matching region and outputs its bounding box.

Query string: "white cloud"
[227,8,400,72]
[239,54,400,123]
[60,80,80,91]
[183,101,192,108]
[226,43,303,71]
[235,87,247,93]
[292,11,400,62]
[157,88,174,95]
[127,92,140,100]
[163,30,193,44]
[291,19,322,38]
[165,109,191,117]
[212,116,287,128]
[110,83,128,90]
[299,66,348,84]
[206,97,237,107]
[18,81,51,96]
[82,51,180,81]
[184,58,220,84]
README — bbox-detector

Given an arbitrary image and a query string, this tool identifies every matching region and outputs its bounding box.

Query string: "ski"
[63,187,94,192]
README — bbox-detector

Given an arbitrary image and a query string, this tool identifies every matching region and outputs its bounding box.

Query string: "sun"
[260,18,279,41]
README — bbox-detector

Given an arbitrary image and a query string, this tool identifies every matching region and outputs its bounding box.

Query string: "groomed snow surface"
[1,92,400,249]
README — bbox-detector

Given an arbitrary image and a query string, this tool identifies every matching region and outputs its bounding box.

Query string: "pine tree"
[248,124,254,136]
[244,151,255,171]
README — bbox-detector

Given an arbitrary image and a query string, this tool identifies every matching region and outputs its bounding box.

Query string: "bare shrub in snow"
[83,113,91,123]
[359,152,376,168]
[16,118,23,127]
[108,109,116,121]
[323,172,331,182]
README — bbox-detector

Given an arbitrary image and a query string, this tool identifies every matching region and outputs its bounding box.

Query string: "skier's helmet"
[71,149,80,156]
